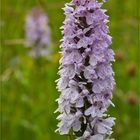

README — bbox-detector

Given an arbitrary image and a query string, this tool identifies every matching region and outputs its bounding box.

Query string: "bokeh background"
[0,0,139,140]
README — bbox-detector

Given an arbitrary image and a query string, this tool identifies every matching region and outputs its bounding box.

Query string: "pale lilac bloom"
[56,0,115,139]
[76,132,104,140]
[25,7,51,58]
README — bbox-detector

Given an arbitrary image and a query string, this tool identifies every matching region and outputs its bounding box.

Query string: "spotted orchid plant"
[56,0,115,139]
[25,7,51,58]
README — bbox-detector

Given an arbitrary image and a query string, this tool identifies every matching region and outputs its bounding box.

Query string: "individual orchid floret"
[56,0,115,139]
[25,7,51,58]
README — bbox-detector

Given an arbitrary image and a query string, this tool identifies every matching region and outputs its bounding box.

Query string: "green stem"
[68,129,75,140]
[36,0,47,11]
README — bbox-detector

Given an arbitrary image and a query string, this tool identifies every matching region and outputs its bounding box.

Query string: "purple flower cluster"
[25,7,51,58]
[56,0,115,139]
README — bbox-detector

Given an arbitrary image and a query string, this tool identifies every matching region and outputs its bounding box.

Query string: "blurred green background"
[0,0,139,140]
